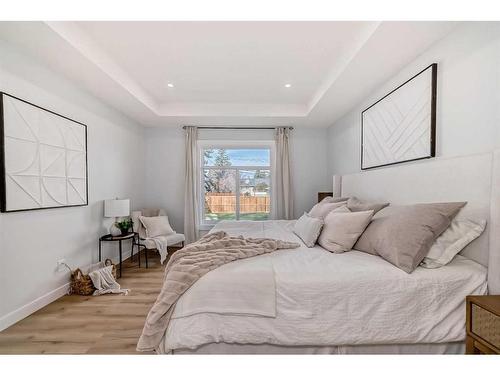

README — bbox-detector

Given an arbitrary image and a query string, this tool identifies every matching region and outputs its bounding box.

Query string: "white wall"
[327,22,500,176]
[144,127,330,232]
[0,40,146,329]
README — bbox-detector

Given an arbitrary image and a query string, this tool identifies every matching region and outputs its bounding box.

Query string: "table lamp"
[104,198,130,236]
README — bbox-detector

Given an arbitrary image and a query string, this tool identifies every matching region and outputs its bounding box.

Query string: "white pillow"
[318,206,374,253]
[139,215,175,238]
[421,218,486,268]
[293,213,324,247]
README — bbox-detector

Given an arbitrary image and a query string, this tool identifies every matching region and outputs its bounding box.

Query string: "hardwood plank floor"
[0,250,168,354]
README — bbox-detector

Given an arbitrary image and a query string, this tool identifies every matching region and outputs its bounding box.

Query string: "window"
[199,142,273,227]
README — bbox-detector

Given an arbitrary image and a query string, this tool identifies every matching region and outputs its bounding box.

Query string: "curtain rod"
[182,126,294,130]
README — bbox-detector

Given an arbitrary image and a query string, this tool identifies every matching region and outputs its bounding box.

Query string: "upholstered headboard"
[334,151,500,294]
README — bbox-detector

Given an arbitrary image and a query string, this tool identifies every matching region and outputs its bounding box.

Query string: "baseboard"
[0,251,137,332]
[0,282,70,332]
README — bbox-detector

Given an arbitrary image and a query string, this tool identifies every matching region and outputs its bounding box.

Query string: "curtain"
[275,127,294,220]
[184,126,199,243]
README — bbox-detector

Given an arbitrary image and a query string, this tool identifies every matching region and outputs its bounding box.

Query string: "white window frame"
[197,140,276,230]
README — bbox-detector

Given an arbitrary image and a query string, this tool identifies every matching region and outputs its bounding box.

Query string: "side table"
[98,232,139,278]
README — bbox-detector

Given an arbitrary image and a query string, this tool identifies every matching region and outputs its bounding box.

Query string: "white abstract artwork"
[361,64,437,170]
[0,94,87,212]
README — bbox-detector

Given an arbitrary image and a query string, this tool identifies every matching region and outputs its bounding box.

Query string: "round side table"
[98,232,139,278]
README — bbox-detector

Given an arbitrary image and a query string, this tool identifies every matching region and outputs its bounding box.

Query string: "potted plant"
[116,218,133,236]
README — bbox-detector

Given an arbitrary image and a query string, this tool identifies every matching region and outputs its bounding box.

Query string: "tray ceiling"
[0,21,458,127]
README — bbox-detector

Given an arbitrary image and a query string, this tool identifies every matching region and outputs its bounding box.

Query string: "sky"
[205,148,270,167]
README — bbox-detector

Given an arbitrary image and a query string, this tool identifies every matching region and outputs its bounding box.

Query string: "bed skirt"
[169,342,465,355]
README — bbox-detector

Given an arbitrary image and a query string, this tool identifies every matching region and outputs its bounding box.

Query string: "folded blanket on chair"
[136,231,300,352]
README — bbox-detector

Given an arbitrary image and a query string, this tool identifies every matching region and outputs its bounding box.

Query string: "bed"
[156,151,500,354]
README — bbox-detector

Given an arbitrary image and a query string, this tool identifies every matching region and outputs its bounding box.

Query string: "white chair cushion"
[139,215,175,238]
[132,208,169,239]
[142,233,185,249]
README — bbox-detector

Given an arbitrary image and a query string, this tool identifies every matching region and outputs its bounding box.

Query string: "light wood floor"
[0,251,169,354]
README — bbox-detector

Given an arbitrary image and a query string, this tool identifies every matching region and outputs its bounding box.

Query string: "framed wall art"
[0,93,88,212]
[361,63,437,170]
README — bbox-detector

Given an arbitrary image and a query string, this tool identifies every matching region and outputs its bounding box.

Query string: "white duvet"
[161,220,487,351]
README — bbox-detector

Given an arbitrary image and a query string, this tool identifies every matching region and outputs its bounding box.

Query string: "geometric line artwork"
[0,92,88,212]
[361,63,437,170]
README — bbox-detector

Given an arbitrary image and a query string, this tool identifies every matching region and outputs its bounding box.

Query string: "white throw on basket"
[88,261,130,296]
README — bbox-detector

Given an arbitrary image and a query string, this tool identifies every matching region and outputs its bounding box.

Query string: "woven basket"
[472,304,500,348]
[70,259,117,296]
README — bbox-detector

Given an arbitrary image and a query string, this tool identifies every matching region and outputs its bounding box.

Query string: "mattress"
[160,220,488,353]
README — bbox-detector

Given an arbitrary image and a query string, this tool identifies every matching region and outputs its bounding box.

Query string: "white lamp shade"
[104,199,130,218]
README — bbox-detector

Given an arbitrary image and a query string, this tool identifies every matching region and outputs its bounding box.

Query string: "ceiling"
[0,21,458,127]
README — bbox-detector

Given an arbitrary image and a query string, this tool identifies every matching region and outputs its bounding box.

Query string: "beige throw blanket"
[136,231,300,352]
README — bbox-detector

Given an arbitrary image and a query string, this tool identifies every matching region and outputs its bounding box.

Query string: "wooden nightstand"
[317,192,333,203]
[466,295,500,354]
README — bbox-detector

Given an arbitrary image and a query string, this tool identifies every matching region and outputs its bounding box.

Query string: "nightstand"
[466,295,500,354]
[317,192,333,203]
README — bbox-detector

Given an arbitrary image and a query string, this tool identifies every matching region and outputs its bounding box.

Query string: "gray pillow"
[354,202,466,273]
[347,197,389,214]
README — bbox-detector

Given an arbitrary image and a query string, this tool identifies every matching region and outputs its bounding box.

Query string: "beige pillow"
[318,206,374,253]
[347,197,389,214]
[309,201,347,220]
[354,202,466,273]
[293,213,324,247]
[320,196,349,204]
[309,201,345,220]
[139,215,175,238]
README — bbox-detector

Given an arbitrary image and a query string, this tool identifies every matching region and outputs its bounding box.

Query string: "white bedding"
[172,255,276,319]
[161,220,487,352]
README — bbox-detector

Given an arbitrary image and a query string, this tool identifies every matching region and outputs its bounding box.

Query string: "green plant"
[116,218,133,231]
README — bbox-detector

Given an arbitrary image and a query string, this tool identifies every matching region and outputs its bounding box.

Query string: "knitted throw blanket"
[136,231,300,352]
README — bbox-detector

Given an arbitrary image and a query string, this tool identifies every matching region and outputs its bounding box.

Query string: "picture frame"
[0,92,88,212]
[361,63,437,170]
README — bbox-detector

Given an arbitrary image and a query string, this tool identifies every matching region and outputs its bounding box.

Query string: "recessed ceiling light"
[167,83,174,88]
[284,83,292,88]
